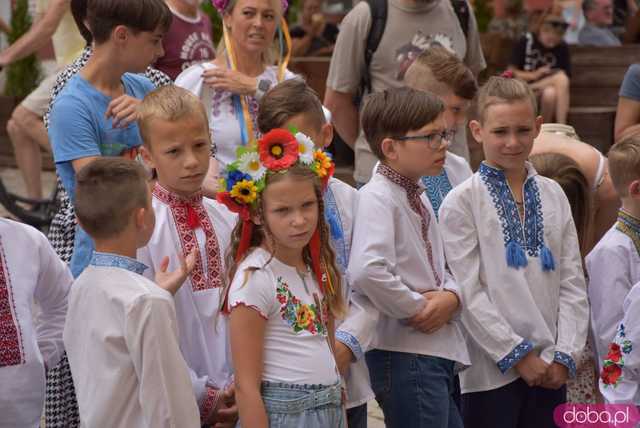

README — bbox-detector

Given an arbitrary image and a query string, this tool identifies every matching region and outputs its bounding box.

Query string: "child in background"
[530,152,600,403]
[257,78,376,427]
[220,128,346,427]
[350,87,468,428]
[587,137,640,384]
[0,219,72,428]
[439,75,589,428]
[64,158,200,427]
[136,85,238,427]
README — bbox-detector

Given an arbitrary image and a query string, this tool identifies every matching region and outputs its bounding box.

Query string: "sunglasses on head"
[544,20,569,32]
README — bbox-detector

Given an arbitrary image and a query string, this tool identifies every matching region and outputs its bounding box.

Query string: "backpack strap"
[450,0,470,39]
[362,0,388,94]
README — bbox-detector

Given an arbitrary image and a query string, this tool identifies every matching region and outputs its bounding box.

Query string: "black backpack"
[360,0,471,95]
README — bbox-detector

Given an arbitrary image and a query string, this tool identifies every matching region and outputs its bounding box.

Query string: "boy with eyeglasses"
[348,87,469,428]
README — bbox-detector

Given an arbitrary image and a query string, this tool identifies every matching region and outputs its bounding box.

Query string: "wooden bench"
[289,56,332,99]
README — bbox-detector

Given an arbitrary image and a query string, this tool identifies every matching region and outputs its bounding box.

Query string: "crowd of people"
[1,0,640,427]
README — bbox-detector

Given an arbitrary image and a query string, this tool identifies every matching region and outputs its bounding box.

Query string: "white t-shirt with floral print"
[228,247,339,385]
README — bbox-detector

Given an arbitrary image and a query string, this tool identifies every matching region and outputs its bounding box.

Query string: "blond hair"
[138,85,209,149]
[475,76,538,123]
[608,136,640,196]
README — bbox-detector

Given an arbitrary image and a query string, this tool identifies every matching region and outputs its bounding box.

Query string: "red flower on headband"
[258,129,298,171]
[601,363,622,386]
[216,191,250,221]
[501,70,515,79]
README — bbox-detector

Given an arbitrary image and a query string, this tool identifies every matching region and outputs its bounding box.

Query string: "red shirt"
[155,10,216,81]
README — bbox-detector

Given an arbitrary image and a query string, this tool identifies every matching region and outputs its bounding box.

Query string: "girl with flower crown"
[176,0,296,196]
[217,129,346,427]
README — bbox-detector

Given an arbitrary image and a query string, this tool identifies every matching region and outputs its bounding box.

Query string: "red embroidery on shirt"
[377,164,442,287]
[153,184,224,291]
[0,239,25,367]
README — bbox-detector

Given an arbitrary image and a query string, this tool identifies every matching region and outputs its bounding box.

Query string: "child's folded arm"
[34,231,73,370]
[440,190,531,372]
[348,194,426,319]
[336,290,380,361]
[554,197,589,378]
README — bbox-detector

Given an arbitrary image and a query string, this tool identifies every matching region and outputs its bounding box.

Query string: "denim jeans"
[346,403,367,428]
[261,381,346,428]
[366,350,463,428]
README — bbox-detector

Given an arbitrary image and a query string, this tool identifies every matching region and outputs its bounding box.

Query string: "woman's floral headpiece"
[211,0,289,14]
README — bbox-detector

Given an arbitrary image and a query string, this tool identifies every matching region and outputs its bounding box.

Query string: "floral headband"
[211,0,289,14]
[217,128,336,300]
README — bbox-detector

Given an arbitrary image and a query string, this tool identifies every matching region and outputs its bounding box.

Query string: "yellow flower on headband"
[230,179,258,204]
[313,150,333,178]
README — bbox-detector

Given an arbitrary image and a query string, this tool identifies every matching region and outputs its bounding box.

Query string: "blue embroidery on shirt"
[554,351,577,378]
[335,330,364,361]
[90,251,148,275]
[497,340,534,373]
[324,187,349,274]
[422,170,453,221]
[479,163,555,271]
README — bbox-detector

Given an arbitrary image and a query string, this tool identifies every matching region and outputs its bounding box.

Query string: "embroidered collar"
[377,163,423,195]
[616,210,640,256]
[422,170,453,221]
[479,162,555,272]
[152,183,203,207]
[90,251,148,275]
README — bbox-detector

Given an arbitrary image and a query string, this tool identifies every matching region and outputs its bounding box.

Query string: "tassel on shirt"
[506,240,528,269]
[540,244,556,272]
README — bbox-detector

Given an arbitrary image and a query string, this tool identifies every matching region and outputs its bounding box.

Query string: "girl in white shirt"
[217,129,346,427]
[439,75,589,428]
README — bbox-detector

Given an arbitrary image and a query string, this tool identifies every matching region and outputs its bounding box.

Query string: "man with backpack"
[324,0,485,185]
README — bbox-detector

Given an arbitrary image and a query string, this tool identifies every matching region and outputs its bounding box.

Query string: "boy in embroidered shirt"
[348,87,468,428]
[136,85,238,427]
[439,76,589,428]
[257,78,377,428]
[0,219,71,428]
[48,0,172,277]
[64,158,200,427]
[403,46,476,219]
[587,136,640,373]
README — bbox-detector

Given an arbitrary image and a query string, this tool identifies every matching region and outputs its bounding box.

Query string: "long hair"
[224,165,346,318]
[530,153,594,257]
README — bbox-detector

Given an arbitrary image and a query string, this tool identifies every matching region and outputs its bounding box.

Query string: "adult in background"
[509,9,571,124]
[614,64,640,141]
[578,0,622,45]
[290,0,338,56]
[155,0,216,80]
[0,0,85,201]
[176,0,296,194]
[324,0,485,185]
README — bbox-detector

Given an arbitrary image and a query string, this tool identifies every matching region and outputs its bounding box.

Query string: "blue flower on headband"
[226,170,252,192]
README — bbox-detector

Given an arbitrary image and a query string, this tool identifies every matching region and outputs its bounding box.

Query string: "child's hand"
[514,352,549,386]
[214,384,239,428]
[408,290,459,334]
[334,340,354,377]
[105,95,142,128]
[154,250,197,295]
[536,65,552,79]
[540,362,569,390]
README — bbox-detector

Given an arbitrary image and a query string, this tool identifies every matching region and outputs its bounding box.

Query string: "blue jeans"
[261,381,346,428]
[347,403,367,428]
[366,350,463,428]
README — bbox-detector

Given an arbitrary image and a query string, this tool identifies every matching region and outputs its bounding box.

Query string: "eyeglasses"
[392,130,455,149]
[543,20,569,33]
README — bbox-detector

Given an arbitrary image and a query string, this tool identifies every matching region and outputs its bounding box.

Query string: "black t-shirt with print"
[510,32,571,77]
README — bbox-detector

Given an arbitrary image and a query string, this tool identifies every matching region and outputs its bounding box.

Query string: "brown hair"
[404,46,478,100]
[87,0,172,44]
[530,153,594,256]
[257,79,326,134]
[361,87,444,160]
[475,75,538,123]
[138,85,210,149]
[224,165,345,318]
[75,158,149,240]
[608,136,640,197]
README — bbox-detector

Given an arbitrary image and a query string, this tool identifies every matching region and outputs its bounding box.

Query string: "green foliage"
[202,2,223,45]
[4,0,41,99]
[473,0,494,33]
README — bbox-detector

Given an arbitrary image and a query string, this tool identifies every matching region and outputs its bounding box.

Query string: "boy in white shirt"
[64,158,200,427]
[137,85,238,427]
[257,78,377,428]
[587,136,640,371]
[0,218,72,428]
[349,87,468,428]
